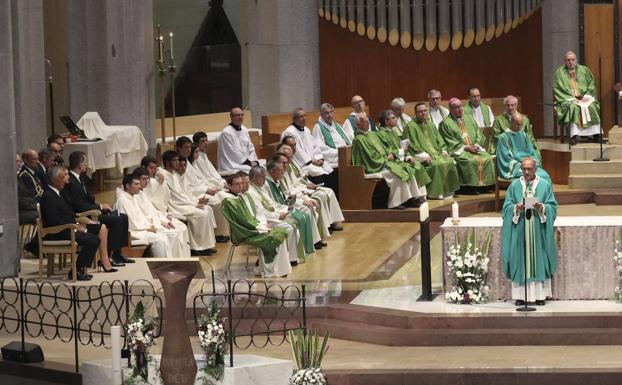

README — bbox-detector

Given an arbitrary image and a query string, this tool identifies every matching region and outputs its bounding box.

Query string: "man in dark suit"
[19,149,44,201]
[40,166,100,280]
[36,148,55,187]
[63,151,133,264]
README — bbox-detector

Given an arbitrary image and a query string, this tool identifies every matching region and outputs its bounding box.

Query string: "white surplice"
[183,161,229,237]
[429,105,449,129]
[161,168,216,250]
[312,118,348,166]
[115,188,190,258]
[282,124,333,177]
[194,152,227,189]
[217,124,258,172]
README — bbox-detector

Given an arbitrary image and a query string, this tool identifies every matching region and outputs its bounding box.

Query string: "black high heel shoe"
[97,261,118,273]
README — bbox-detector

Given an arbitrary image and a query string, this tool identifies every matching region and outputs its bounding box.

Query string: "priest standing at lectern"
[501,158,558,306]
[553,50,601,145]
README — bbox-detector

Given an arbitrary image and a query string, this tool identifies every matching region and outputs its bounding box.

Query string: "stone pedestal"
[81,354,293,385]
[153,262,198,385]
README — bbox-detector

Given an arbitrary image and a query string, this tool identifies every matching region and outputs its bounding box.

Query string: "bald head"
[22,149,38,169]
[355,112,369,131]
[230,107,244,126]
[351,95,365,113]
[510,113,524,132]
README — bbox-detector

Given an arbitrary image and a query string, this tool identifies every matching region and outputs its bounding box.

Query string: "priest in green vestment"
[553,50,601,144]
[351,113,430,209]
[496,113,550,181]
[463,87,495,128]
[501,158,557,305]
[438,98,495,193]
[402,103,460,199]
[489,95,540,156]
[222,173,291,277]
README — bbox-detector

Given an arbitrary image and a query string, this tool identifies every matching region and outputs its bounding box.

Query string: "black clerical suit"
[34,163,49,187]
[63,171,129,254]
[40,187,99,270]
[18,165,44,201]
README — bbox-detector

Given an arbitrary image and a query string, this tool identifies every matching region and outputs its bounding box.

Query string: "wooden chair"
[36,206,80,282]
[337,145,384,210]
[18,224,37,259]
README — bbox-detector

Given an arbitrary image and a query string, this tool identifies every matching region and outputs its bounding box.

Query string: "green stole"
[466,101,492,126]
[317,120,351,148]
[349,114,377,132]
[266,179,287,204]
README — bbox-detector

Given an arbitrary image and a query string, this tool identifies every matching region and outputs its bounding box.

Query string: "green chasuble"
[265,178,316,254]
[222,195,288,263]
[438,115,495,186]
[352,130,431,186]
[501,177,558,285]
[376,126,402,151]
[489,113,540,156]
[496,130,550,181]
[402,118,460,197]
[464,101,493,127]
[553,64,601,127]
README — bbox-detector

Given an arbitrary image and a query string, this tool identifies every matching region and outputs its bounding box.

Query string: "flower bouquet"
[288,329,329,385]
[123,301,156,385]
[445,229,493,304]
[614,239,622,301]
[197,300,227,385]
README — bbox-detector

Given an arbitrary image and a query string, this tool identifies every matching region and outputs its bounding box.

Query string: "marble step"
[571,143,622,161]
[309,317,622,346]
[568,174,622,189]
[569,159,622,175]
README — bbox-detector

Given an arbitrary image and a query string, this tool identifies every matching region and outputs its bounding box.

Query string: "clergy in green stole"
[402,103,460,198]
[496,113,550,181]
[489,95,540,156]
[222,175,288,264]
[502,158,557,303]
[553,51,601,137]
[463,88,494,128]
[438,98,495,187]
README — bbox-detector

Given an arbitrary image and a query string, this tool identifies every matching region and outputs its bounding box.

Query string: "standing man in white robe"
[115,174,190,258]
[427,89,449,129]
[312,103,350,168]
[390,97,411,136]
[176,136,229,242]
[281,107,336,191]
[218,107,259,173]
[464,87,495,128]
[160,150,217,256]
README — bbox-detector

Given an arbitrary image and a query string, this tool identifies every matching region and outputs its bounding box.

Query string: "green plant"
[288,329,329,370]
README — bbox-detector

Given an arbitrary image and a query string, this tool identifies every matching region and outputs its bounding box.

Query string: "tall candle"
[169,32,174,61]
[111,325,121,384]
[419,202,429,222]
[452,202,459,221]
[158,35,163,62]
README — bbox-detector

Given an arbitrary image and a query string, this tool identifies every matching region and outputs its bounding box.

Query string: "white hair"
[503,95,518,105]
[390,98,405,108]
[320,103,334,113]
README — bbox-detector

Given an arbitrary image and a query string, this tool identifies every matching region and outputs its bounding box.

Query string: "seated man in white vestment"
[277,141,344,232]
[160,150,217,256]
[390,97,412,136]
[192,131,228,190]
[223,173,291,278]
[464,87,495,128]
[176,136,229,242]
[115,174,190,258]
[342,95,378,139]
[312,102,350,168]
[218,107,259,173]
[281,107,337,192]
[427,89,449,129]
[140,156,171,213]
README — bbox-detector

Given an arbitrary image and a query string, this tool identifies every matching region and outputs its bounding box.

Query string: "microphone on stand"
[517,197,536,312]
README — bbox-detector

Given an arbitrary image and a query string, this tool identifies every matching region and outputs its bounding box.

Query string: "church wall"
[319,9,544,137]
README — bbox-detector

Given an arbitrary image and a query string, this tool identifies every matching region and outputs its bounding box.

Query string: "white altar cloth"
[441,216,622,300]
[77,112,148,171]
[80,354,292,385]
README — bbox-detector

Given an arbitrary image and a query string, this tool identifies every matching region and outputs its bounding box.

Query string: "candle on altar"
[419,202,429,222]
[452,202,459,221]
[169,32,174,61]
[158,35,163,62]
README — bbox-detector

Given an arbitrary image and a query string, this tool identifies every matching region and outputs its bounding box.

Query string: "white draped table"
[441,216,622,300]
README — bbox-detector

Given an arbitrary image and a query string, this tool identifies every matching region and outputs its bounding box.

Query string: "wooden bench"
[157,110,254,139]
[337,145,387,210]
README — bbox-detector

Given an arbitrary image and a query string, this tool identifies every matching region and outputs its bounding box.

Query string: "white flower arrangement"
[123,302,157,385]
[445,230,492,304]
[197,300,227,385]
[289,367,326,385]
[613,241,622,301]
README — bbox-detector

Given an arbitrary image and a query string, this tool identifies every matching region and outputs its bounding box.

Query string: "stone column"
[241,0,320,127]
[11,0,46,150]
[67,0,156,150]
[0,0,19,277]
[541,0,579,136]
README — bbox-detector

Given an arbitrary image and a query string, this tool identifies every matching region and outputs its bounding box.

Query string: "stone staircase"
[568,126,622,189]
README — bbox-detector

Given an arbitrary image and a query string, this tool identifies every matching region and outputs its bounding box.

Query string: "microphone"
[526,207,532,221]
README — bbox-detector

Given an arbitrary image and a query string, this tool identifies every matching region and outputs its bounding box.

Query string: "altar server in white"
[218,107,259,173]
